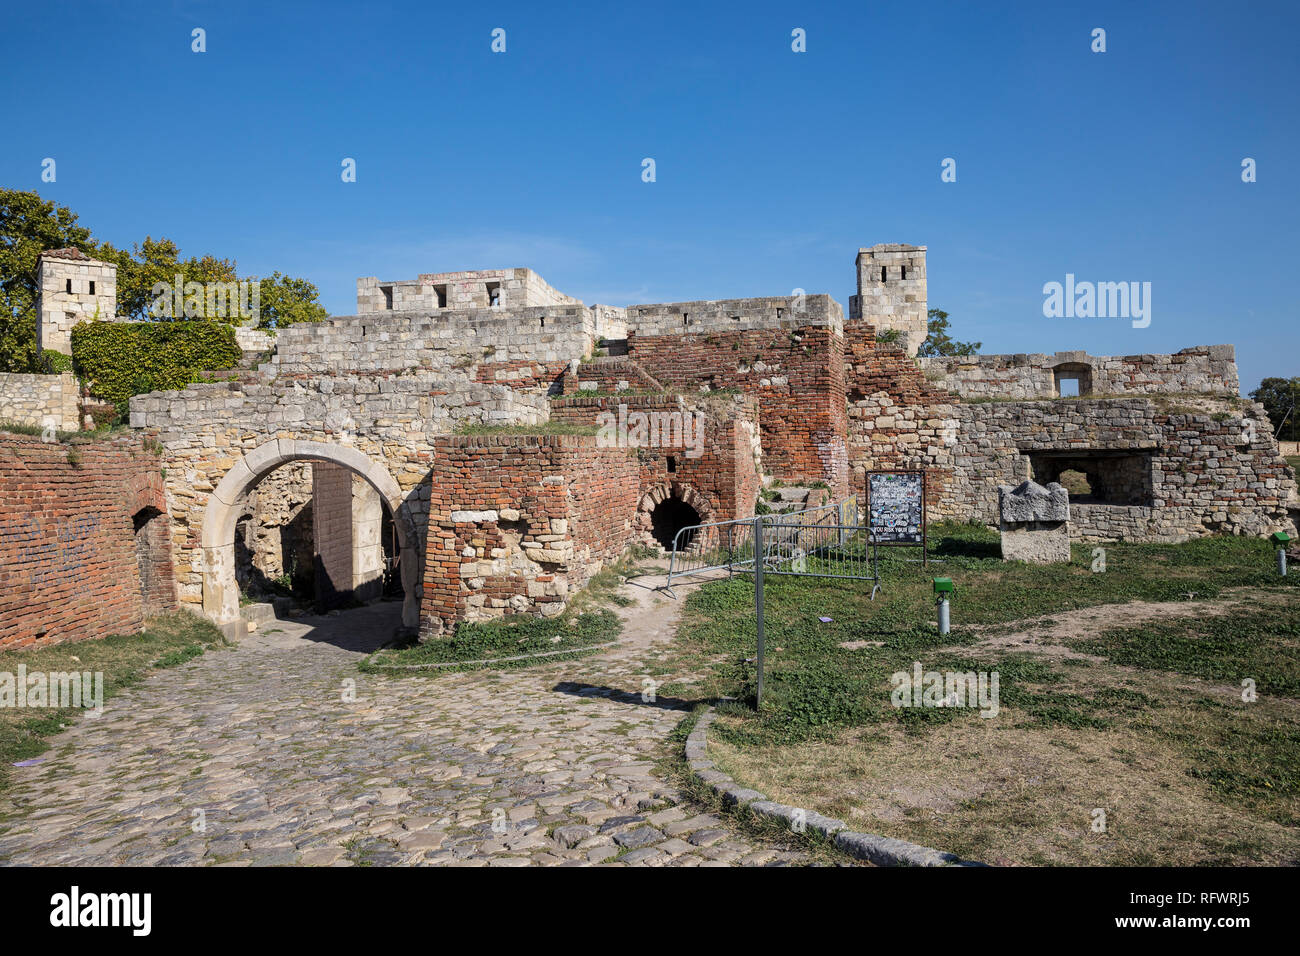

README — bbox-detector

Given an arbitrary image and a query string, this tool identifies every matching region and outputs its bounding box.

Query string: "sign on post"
[866,470,927,564]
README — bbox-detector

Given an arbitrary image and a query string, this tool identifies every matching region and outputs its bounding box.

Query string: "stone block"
[998,480,1069,523]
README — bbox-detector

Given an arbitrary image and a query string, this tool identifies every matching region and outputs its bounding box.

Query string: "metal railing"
[663,496,876,597]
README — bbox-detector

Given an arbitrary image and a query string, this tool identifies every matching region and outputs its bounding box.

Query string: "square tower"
[849,244,927,356]
[36,248,117,355]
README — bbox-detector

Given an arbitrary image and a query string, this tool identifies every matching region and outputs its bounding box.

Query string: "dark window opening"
[682,312,689,326]
[486,282,501,307]
[1028,451,1153,506]
[381,285,393,310]
[434,284,448,308]
[900,266,907,280]
[380,502,403,598]
[540,316,545,328]
[666,455,677,473]
[132,506,167,615]
[65,279,72,294]
[880,267,887,282]
[650,495,701,550]
[89,280,95,294]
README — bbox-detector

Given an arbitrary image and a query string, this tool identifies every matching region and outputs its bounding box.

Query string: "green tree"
[917,308,981,357]
[1249,377,1300,442]
[0,191,94,370]
[0,188,328,369]
[95,237,238,321]
[254,272,328,329]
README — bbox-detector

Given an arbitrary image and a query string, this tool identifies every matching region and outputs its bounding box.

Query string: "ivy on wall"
[71,321,241,411]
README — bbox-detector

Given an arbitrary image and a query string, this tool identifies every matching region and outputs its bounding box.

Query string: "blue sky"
[2,0,1296,391]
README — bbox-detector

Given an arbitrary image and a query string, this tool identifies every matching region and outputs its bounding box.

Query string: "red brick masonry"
[0,434,176,649]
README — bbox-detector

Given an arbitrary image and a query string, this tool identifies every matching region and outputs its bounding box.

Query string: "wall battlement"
[920,345,1240,400]
[626,295,843,337]
[357,267,581,313]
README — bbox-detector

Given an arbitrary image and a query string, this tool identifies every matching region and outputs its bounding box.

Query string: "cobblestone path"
[0,581,807,867]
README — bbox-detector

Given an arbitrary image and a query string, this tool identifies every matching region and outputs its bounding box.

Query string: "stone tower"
[36,248,117,355]
[849,243,928,356]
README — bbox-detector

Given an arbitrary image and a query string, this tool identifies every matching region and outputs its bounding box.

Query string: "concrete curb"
[686,705,982,867]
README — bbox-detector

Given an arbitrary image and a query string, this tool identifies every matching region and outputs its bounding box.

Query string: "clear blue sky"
[2,0,1296,392]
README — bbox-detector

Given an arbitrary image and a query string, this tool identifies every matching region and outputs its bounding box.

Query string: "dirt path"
[947,586,1291,661]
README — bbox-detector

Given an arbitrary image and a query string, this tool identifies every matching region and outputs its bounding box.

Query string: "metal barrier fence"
[663,496,876,596]
[661,495,876,709]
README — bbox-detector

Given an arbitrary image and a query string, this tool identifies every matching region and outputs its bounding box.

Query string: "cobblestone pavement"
[0,580,808,867]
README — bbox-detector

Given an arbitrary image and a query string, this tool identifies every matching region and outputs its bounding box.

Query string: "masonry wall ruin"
[0,434,176,649]
[421,436,640,635]
[35,248,118,356]
[0,372,81,432]
[3,245,1295,649]
[919,346,1240,399]
[625,295,850,499]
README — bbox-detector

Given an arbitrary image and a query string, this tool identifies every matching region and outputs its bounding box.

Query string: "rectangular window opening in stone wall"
[1053,363,1093,397]
[381,285,393,310]
[1027,450,1154,506]
[434,284,447,308]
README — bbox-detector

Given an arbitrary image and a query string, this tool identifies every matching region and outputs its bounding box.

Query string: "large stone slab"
[998,480,1070,523]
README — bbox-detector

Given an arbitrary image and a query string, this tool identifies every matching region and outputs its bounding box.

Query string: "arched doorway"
[200,439,420,635]
[635,482,715,552]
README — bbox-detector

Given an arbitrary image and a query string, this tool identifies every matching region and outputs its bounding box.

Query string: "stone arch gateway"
[200,439,421,635]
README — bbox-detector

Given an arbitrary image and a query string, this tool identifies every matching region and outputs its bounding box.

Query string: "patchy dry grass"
[659,522,1300,865]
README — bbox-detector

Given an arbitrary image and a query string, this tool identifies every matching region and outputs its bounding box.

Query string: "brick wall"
[628,317,849,497]
[550,393,762,531]
[312,461,354,608]
[421,435,640,636]
[844,321,959,511]
[0,433,177,649]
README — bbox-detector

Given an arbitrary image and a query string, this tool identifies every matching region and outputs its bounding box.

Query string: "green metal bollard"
[934,577,954,635]
[1272,531,1291,577]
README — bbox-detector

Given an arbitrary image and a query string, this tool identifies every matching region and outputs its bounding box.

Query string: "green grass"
[0,611,226,789]
[360,608,620,673]
[663,522,1299,742]
[0,420,133,443]
[1072,603,1300,697]
[668,523,1300,863]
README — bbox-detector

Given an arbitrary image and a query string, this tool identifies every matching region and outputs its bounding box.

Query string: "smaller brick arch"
[634,482,716,551]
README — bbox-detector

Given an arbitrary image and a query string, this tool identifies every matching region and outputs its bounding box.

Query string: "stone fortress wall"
[2,245,1296,646]
[919,345,1240,400]
[0,372,80,432]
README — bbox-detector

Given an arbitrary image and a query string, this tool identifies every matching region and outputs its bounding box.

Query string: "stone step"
[240,602,277,628]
